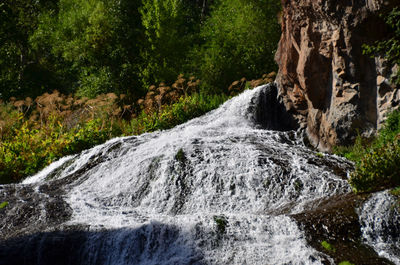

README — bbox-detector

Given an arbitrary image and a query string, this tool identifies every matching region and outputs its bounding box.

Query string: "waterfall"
[359,191,400,264]
[0,84,398,265]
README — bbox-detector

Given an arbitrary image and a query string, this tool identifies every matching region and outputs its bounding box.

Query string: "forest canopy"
[0,0,281,100]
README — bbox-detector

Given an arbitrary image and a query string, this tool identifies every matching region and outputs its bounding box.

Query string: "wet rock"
[0,184,72,241]
[292,194,394,264]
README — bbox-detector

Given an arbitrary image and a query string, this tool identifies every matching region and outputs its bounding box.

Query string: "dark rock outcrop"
[275,0,400,151]
[292,194,394,264]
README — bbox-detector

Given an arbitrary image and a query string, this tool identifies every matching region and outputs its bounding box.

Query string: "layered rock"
[275,0,400,151]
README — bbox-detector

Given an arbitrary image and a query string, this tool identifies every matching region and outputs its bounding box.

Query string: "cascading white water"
[13,84,396,264]
[359,191,400,264]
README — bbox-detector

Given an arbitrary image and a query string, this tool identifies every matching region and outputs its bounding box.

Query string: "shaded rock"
[275,0,400,151]
[292,194,394,264]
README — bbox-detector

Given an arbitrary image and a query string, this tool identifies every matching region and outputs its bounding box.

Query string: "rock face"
[275,0,400,151]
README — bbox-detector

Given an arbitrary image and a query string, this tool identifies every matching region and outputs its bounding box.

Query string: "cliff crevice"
[275,0,400,151]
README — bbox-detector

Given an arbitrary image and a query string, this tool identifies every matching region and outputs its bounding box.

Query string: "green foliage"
[390,186,400,197]
[131,92,228,134]
[0,87,229,184]
[139,0,201,87]
[77,67,115,98]
[30,0,145,98]
[362,7,400,84]
[191,0,281,92]
[0,0,59,99]
[321,240,335,252]
[349,140,400,193]
[0,117,111,183]
[0,201,9,209]
[378,108,400,145]
[1,0,282,99]
[333,135,374,162]
[337,110,400,193]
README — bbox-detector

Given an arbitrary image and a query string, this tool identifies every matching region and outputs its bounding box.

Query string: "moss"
[321,240,335,252]
[213,215,228,235]
[175,148,186,164]
[338,261,355,265]
[0,201,9,209]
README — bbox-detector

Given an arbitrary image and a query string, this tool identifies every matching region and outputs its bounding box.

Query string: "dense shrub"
[0,115,113,183]
[139,0,202,87]
[338,110,400,193]
[333,135,374,162]
[349,139,400,193]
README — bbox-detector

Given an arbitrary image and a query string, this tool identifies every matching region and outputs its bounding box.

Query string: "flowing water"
[0,84,399,264]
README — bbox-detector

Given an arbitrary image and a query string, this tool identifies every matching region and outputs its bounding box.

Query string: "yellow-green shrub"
[0,117,111,183]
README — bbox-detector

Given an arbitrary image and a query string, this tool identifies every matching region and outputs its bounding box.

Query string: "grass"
[390,186,400,197]
[130,93,228,134]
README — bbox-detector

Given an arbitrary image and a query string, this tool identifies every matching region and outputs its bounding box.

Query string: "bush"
[333,135,374,162]
[378,108,400,145]
[349,139,400,193]
[343,110,400,193]
[0,117,111,183]
[131,92,227,134]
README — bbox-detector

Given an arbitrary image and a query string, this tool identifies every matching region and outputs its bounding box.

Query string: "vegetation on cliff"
[363,7,400,84]
[336,6,400,194]
[335,109,400,193]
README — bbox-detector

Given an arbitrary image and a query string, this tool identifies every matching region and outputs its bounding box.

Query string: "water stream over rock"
[0,84,399,264]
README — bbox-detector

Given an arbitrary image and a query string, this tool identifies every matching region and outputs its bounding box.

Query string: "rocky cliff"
[275,0,400,151]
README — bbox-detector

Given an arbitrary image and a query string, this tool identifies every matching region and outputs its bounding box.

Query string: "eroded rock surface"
[275,0,400,151]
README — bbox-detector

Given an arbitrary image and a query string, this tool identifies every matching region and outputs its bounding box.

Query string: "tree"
[31,0,145,98]
[139,0,202,87]
[0,0,58,99]
[190,0,281,91]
